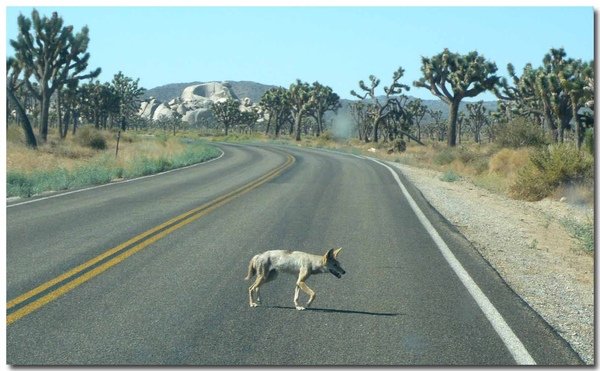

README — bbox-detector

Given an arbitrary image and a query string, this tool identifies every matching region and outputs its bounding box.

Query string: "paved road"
[6,143,582,365]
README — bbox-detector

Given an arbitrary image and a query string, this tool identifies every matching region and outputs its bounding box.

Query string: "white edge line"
[363,155,536,366]
[7,148,225,209]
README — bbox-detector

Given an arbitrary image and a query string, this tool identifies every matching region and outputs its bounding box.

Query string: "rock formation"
[138,81,260,127]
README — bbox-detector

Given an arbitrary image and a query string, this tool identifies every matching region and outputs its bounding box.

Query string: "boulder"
[139,98,161,120]
[152,103,175,121]
[183,108,214,126]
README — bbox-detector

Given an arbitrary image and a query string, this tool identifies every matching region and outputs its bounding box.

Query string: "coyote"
[245,248,345,310]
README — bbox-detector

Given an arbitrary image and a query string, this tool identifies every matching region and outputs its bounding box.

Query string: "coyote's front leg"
[294,270,315,310]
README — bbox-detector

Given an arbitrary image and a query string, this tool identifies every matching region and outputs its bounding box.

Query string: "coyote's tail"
[245,255,257,280]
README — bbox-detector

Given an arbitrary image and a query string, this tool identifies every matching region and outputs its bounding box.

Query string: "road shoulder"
[388,161,594,365]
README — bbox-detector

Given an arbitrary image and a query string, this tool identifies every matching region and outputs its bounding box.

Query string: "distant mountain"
[143,80,279,104]
[144,80,498,121]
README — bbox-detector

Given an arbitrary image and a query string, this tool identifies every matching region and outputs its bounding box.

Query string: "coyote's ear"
[324,248,335,261]
[333,247,342,258]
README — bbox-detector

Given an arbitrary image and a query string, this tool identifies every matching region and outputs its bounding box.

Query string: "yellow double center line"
[7,153,295,325]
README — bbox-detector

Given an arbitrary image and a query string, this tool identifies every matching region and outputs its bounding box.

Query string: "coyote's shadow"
[268,305,402,317]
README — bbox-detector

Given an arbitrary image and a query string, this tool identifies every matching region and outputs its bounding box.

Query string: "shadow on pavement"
[267,305,403,317]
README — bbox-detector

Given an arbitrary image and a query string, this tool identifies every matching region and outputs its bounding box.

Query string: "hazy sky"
[4,6,595,101]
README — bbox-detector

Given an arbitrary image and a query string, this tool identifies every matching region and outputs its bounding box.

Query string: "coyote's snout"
[245,247,345,310]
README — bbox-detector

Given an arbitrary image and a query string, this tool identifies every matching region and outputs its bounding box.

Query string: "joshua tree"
[6,57,37,148]
[465,101,489,143]
[349,101,374,142]
[351,67,411,143]
[259,87,291,137]
[496,48,594,146]
[288,79,314,141]
[10,9,101,142]
[494,63,544,127]
[404,98,428,142]
[414,49,500,146]
[211,98,240,136]
[56,80,80,139]
[558,58,594,149]
[308,82,341,137]
[111,71,146,131]
[79,80,119,130]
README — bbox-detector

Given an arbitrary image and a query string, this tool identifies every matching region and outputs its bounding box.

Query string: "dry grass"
[488,148,531,185]
[7,126,220,198]
[7,128,187,174]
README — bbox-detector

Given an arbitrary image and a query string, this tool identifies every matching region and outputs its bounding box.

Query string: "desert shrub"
[394,139,407,152]
[495,118,548,148]
[76,126,108,150]
[7,172,34,198]
[561,217,594,253]
[432,147,456,165]
[433,146,489,175]
[440,170,461,182]
[510,144,594,201]
[488,148,531,177]
[320,130,334,141]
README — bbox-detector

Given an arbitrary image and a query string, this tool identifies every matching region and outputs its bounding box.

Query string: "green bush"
[440,170,461,182]
[495,118,548,148]
[510,144,594,201]
[76,126,107,150]
[561,217,594,253]
[7,172,34,198]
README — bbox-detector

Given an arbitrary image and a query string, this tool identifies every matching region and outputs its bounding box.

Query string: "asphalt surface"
[6,143,583,365]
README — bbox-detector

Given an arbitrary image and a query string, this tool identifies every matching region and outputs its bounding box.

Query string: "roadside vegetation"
[208,130,594,206]
[7,125,220,198]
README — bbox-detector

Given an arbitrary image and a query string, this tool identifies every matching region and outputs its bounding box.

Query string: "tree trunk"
[315,115,323,137]
[57,91,63,139]
[94,111,100,130]
[294,115,302,141]
[572,101,582,150]
[265,116,272,135]
[40,92,51,142]
[60,109,70,139]
[447,101,460,147]
[72,111,79,135]
[8,89,37,149]
[542,104,557,141]
[373,116,382,143]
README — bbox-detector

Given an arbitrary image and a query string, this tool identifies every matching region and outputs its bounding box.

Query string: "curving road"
[6,143,582,365]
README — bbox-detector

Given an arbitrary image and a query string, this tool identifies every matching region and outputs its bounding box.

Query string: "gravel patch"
[389,161,594,365]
